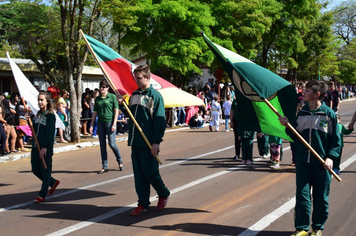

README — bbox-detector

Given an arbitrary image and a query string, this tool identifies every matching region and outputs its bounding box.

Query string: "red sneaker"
[49,180,60,195]
[34,196,46,203]
[130,205,148,216]
[157,197,169,210]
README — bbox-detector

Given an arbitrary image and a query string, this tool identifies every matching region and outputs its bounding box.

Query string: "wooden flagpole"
[21,97,47,170]
[79,29,162,165]
[263,98,342,182]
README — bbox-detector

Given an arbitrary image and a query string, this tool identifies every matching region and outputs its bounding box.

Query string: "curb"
[340,97,355,103]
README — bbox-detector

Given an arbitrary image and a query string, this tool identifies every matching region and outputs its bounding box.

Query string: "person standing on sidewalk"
[328,82,340,113]
[117,65,170,216]
[31,92,60,203]
[89,80,123,174]
[47,80,60,99]
[222,94,232,132]
[209,95,222,131]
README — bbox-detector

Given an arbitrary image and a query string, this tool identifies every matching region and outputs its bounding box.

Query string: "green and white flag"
[202,32,296,141]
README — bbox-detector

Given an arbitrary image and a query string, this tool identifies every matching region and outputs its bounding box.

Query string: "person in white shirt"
[209,95,222,132]
[222,95,232,132]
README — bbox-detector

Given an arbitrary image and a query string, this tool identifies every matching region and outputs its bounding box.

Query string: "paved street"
[0,100,355,236]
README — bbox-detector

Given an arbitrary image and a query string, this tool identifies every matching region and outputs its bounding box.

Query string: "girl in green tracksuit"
[31,92,59,203]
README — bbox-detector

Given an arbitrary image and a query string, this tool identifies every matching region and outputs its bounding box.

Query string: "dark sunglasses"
[100,86,107,89]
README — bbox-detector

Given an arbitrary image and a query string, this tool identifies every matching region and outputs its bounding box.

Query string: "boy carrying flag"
[279,80,341,236]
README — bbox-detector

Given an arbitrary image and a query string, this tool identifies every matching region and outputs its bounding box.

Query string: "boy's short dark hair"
[99,79,109,87]
[133,65,151,78]
[305,80,328,100]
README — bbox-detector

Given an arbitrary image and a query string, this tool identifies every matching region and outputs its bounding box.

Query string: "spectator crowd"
[1,79,355,160]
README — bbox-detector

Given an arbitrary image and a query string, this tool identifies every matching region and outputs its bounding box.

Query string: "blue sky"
[327,0,347,9]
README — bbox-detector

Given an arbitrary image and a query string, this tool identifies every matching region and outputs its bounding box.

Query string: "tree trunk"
[68,73,81,143]
[58,0,100,143]
[292,68,297,83]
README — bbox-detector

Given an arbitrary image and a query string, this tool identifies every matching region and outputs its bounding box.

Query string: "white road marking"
[46,168,241,236]
[237,153,356,236]
[236,109,354,236]
[46,146,292,236]
[8,140,355,236]
[0,145,234,213]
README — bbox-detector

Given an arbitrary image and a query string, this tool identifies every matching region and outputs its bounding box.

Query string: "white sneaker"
[270,162,280,169]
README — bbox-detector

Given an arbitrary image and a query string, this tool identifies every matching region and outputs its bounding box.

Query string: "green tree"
[99,0,139,58]
[0,0,102,142]
[337,39,356,84]
[117,0,216,86]
[332,0,356,45]
[331,0,356,84]
[255,0,322,84]
[295,11,339,81]
[0,41,23,58]
[206,0,282,60]
[0,2,64,81]
[55,0,102,142]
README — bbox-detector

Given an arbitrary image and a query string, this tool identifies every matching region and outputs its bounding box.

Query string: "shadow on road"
[138,222,292,235]
[18,169,100,174]
[0,183,13,187]
[22,205,210,228]
[0,189,115,208]
[167,156,296,174]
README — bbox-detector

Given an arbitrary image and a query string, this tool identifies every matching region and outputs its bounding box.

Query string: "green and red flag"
[202,32,296,141]
[83,33,204,108]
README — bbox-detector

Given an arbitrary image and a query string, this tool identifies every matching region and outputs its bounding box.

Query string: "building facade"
[0,57,104,94]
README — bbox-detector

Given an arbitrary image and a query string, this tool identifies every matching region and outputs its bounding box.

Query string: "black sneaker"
[118,161,124,171]
[98,167,109,174]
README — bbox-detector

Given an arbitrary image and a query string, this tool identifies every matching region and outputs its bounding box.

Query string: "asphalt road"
[0,100,355,236]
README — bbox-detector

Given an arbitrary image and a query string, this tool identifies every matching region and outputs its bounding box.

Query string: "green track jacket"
[286,102,341,164]
[120,85,166,149]
[32,111,56,149]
